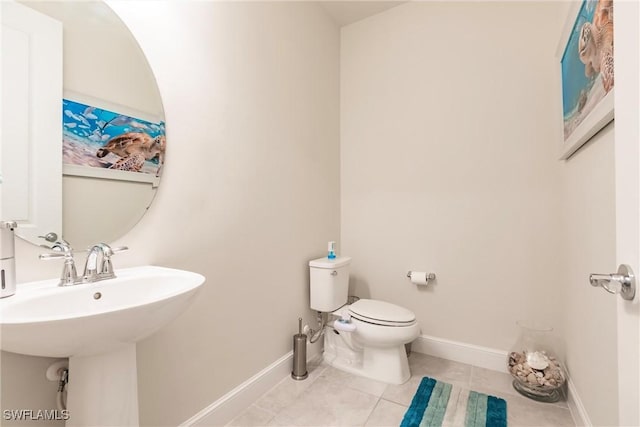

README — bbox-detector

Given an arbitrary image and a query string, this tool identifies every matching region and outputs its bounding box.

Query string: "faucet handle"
[39,242,78,286]
[87,243,128,256]
[100,246,127,277]
[41,240,74,260]
[39,252,67,260]
[51,240,73,255]
[101,246,127,275]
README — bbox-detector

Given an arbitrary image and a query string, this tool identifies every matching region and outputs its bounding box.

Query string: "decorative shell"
[527,351,549,370]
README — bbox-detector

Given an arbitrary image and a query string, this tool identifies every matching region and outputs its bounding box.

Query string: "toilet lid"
[348,299,416,325]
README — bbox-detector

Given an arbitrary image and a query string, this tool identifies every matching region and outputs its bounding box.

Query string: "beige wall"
[62,15,162,117]
[62,176,154,248]
[561,124,618,426]
[21,0,163,116]
[3,1,339,426]
[121,4,340,423]
[18,0,162,116]
[340,1,566,351]
[340,2,618,424]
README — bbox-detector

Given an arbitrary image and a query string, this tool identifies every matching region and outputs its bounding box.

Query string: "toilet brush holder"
[292,318,308,380]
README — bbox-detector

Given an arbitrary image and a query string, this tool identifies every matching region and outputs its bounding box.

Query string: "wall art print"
[559,0,614,159]
[63,98,166,176]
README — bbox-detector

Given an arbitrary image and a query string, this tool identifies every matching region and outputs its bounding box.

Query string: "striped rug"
[400,377,507,427]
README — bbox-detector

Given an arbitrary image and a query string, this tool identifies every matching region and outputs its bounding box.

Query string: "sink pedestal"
[67,344,139,427]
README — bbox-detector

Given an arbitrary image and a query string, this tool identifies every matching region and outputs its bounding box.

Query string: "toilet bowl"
[325,299,420,384]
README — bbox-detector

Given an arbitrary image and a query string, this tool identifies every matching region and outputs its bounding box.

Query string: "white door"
[0,1,62,241]
[614,1,639,425]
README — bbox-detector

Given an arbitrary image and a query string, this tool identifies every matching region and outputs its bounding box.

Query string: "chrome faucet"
[82,243,128,283]
[40,241,128,286]
[83,243,114,281]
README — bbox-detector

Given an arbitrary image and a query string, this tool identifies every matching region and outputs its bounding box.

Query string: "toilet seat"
[348,299,416,327]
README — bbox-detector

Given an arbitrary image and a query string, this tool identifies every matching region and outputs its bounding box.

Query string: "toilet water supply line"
[56,368,69,411]
[307,296,360,351]
[308,312,326,343]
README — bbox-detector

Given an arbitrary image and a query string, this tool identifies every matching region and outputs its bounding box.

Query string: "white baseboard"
[411,334,509,373]
[179,352,293,427]
[566,377,592,427]
[180,343,321,427]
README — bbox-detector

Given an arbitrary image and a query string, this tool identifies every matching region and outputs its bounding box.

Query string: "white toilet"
[309,256,420,384]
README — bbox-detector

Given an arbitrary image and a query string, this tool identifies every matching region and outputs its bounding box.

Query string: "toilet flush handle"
[331,271,337,276]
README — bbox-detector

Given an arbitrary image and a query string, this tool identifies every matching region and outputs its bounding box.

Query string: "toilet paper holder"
[407,271,436,281]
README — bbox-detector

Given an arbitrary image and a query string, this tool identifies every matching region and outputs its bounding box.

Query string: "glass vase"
[507,320,566,402]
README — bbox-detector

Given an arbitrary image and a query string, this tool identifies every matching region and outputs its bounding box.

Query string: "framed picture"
[557,0,614,160]
[61,91,166,184]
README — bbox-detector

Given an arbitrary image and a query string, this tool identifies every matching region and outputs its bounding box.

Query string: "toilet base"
[323,328,411,385]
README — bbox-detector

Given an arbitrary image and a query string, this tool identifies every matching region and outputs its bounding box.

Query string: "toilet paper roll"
[410,271,430,286]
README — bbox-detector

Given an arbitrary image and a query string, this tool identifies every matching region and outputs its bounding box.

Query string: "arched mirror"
[1,1,164,249]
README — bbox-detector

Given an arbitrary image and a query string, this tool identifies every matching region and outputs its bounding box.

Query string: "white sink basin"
[0,265,204,357]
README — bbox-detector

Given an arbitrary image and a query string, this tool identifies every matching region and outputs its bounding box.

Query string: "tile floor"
[227,352,575,426]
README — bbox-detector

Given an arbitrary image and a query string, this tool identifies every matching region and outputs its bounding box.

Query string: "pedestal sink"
[0,265,205,426]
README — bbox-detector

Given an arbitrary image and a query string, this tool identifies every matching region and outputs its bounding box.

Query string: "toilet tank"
[309,256,351,312]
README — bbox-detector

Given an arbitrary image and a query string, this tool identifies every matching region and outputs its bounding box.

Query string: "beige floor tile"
[364,399,408,427]
[319,366,389,397]
[408,353,472,388]
[247,352,574,427]
[271,376,380,426]
[380,374,425,407]
[266,414,296,426]
[468,366,519,401]
[253,358,329,415]
[506,393,574,426]
[227,404,274,427]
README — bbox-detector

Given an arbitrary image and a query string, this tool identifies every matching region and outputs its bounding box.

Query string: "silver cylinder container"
[0,221,17,298]
[292,318,308,380]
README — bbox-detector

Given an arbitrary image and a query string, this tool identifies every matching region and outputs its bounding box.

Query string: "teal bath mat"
[400,377,507,427]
